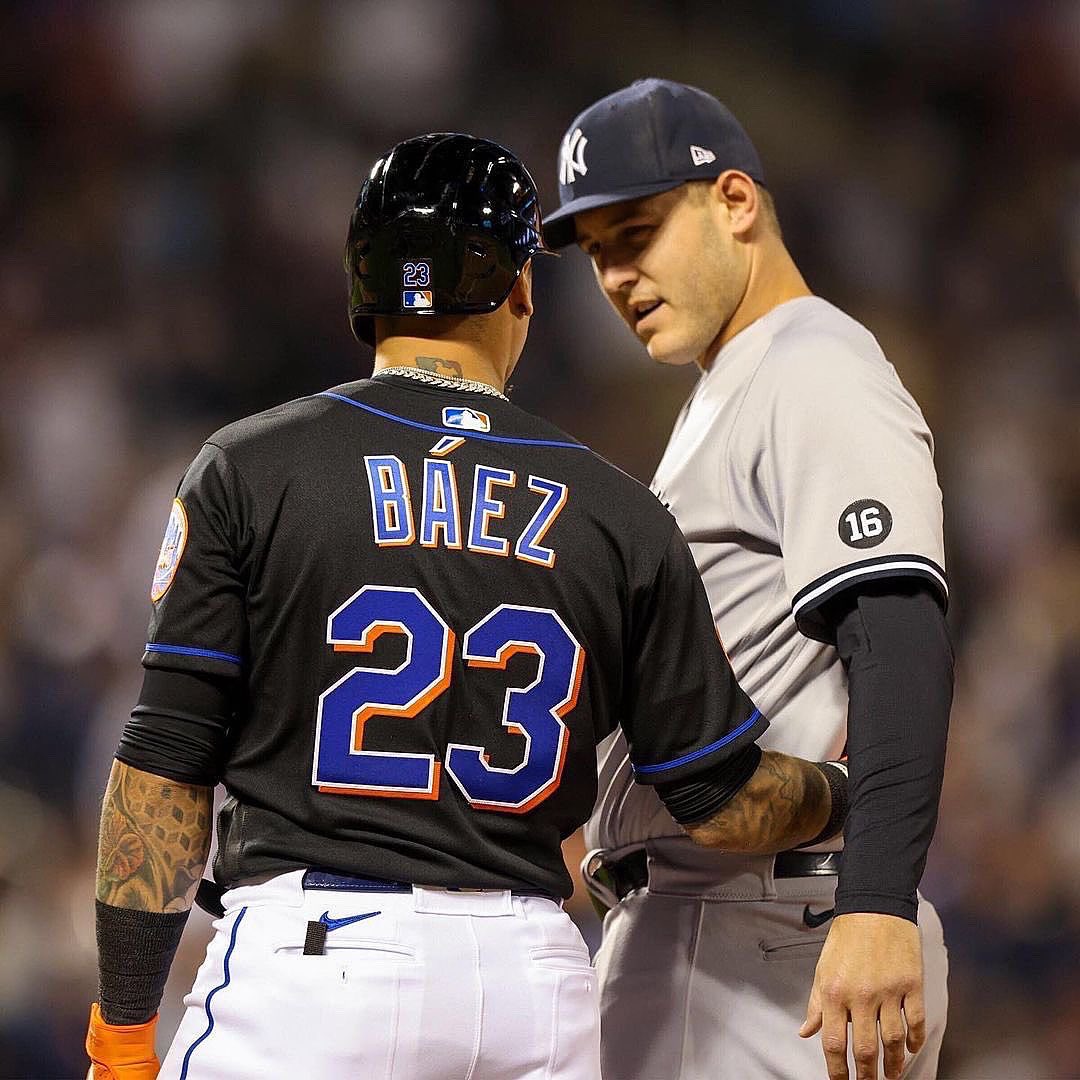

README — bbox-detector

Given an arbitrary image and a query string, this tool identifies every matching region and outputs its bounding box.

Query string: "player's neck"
[701,244,811,370]
[373,337,511,392]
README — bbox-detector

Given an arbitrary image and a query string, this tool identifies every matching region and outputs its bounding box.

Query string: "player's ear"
[509,261,534,319]
[711,171,759,239]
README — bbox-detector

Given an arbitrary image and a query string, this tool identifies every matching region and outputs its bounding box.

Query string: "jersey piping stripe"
[178,905,247,1080]
[634,709,763,775]
[145,643,243,665]
[319,392,589,450]
[791,556,948,618]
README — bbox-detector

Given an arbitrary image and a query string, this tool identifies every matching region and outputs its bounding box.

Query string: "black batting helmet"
[345,132,548,345]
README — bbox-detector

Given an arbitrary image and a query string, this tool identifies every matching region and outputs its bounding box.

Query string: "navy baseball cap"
[544,78,766,249]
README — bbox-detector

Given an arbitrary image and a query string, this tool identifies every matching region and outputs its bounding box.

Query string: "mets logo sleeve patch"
[150,498,188,602]
[144,443,248,677]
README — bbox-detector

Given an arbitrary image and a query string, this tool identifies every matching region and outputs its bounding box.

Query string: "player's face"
[576,186,749,367]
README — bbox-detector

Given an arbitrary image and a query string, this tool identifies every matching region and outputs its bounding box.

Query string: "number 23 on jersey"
[312,585,585,814]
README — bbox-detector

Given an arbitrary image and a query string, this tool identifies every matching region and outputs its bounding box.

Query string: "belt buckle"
[581,849,620,916]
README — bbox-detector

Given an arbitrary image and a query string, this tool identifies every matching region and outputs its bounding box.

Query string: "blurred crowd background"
[0,1,1077,1076]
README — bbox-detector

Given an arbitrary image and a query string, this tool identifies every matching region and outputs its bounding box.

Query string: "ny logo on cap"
[560,128,588,185]
[690,145,716,166]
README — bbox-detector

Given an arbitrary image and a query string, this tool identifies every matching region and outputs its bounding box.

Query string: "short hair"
[686,178,781,238]
[377,313,480,342]
[755,185,782,239]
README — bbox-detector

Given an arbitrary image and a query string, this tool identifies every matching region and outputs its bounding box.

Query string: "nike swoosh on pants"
[802,905,835,929]
[319,910,382,932]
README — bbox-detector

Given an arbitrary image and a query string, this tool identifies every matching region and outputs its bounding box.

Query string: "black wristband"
[797,761,849,848]
[96,901,190,1025]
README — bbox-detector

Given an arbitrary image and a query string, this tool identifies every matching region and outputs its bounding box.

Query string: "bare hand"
[799,913,925,1080]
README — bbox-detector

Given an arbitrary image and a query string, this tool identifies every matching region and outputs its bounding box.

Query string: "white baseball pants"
[158,870,600,1080]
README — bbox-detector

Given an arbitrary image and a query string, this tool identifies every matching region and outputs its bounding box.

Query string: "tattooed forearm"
[683,751,831,852]
[95,761,212,913]
[416,355,464,378]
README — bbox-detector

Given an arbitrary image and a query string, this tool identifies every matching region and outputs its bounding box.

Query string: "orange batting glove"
[85,1003,160,1080]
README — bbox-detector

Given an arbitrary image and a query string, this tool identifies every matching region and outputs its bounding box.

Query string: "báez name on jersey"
[364,455,568,568]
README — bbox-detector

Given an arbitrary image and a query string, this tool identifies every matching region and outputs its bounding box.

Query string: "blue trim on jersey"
[320,391,588,450]
[179,906,247,1080]
[145,643,242,666]
[634,710,763,775]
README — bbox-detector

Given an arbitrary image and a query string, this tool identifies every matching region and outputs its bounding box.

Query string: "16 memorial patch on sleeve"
[151,498,188,601]
[837,499,893,549]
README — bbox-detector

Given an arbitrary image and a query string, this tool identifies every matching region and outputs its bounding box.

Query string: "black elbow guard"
[656,743,762,825]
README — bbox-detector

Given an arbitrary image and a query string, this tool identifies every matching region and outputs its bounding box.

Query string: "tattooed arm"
[682,751,835,852]
[88,756,213,1066]
[96,760,213,913]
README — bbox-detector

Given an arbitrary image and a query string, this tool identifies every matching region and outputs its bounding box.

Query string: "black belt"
[594,848,842,903]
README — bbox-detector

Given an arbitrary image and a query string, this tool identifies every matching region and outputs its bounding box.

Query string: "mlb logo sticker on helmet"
[403,290,433,309]
[443,406,490,432]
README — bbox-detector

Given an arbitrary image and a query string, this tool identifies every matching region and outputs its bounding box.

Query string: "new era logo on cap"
[690,145,716,166]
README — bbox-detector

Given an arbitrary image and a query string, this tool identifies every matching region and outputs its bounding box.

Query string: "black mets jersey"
[142,374,765,898]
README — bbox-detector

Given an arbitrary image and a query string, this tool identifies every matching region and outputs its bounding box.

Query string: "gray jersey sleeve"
[744,321,947,642]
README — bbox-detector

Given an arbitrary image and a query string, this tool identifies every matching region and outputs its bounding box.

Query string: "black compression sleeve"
[826,582,953,922]
[115,668,235,786]
[96,901,190,1024]
[655,743,762,824]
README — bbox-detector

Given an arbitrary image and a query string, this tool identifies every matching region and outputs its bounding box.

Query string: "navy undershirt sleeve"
[825,581,953,922]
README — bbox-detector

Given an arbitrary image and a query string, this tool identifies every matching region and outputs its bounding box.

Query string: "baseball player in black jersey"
[85,133,849,1079]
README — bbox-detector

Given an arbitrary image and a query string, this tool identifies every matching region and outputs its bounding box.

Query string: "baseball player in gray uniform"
[545,80,953,1080]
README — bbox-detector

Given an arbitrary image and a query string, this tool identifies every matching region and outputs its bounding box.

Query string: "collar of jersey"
[318,390,589,450]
